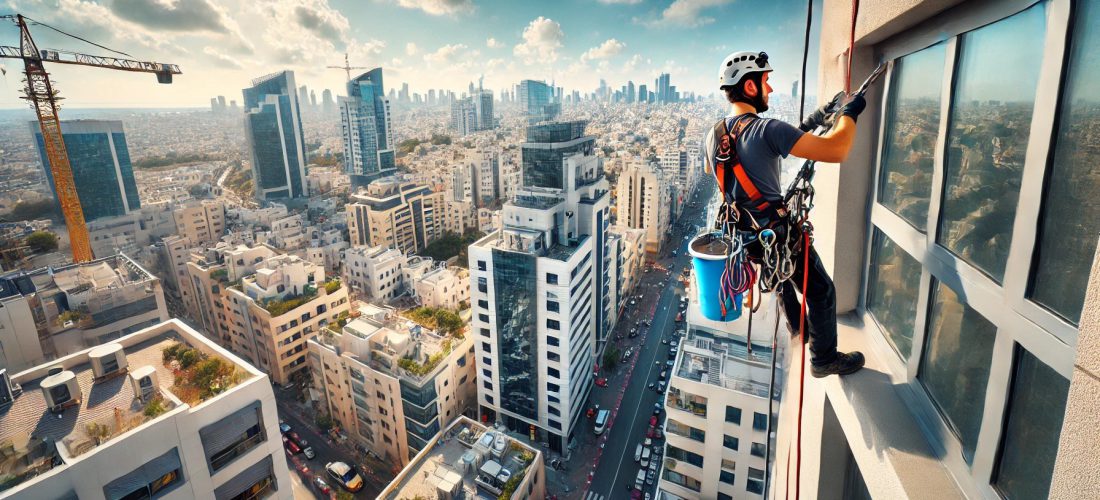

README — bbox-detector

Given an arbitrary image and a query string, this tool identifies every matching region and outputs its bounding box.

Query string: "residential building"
[414,265,469,310]
[221,254,350,384]
[173,199,226,246]
[657,291,780,498]
[182,243,278,349]
[378,416,545,500]
[476,89,495,131]
[609,225,646,313]
[340,68,396,188]
[616,161,671,255]
[760,1,1100,499]
[0,253,168,372]
[468,120,612,453]
[30,120,140,223]
[308,305,476,465]
[0,319,291,499]
[342,246,407,302]
[346,176,445,254]
[450,97,478,137]
[243,71,308,200]
[87,201,177,258]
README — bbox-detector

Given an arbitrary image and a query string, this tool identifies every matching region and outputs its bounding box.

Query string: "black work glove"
[799,91,844,132]
[839,93,867,122]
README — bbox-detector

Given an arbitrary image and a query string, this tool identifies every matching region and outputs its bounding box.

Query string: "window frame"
[857,0,1077,497]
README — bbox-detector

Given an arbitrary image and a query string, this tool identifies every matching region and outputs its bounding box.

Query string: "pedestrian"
[703,50,866,377]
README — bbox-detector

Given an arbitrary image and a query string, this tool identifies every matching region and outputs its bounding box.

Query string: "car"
[635,470,646,490]
[594,409,611,435]
[675,312,683,322]
[326,462,364,492]
[666,360,674,368]
[658,381,667,393]
[659,370,667,380]
[654,403,663,414]
[646,469,656,485]
[670,341,679,349]
[640,447,652,467]
[668,348,677,358]
[649,416,658,427]
[282,436,300,455]
[279,421,291,434]
[595,377,608,387]
[286,431,308,448]
[635,443,643,462]
[647,382,655,390]
[302,446,315,459]
[312,477,331,495]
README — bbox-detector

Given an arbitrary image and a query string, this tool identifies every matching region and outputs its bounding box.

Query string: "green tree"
[603,347,620,372]
[25,231,58,253]
[6,199,58,221]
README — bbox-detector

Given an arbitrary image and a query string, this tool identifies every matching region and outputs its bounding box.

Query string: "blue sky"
[0,0,822,108]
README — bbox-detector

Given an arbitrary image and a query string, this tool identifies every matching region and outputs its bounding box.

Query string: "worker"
[702,51,866,378]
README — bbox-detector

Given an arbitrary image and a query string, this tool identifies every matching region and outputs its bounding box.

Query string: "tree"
[25,231,58,253]
[6,199,58,222]
[602,347,620,372]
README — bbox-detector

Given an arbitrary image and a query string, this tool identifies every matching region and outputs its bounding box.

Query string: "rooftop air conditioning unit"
[129,366,159,402]
[41,369,80,413]
[89,343,128,381]
[0,368,21,407]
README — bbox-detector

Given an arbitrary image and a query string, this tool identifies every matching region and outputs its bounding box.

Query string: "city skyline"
[0,0,823,109]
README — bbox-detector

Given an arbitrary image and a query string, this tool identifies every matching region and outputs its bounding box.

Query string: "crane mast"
[16,14,91,261]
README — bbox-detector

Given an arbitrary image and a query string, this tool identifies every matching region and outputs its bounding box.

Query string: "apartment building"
[657,293,780,499]
[173,199,225,245]
[346,176,445,254]
[343,245,407,302]
[86,201,177,258]
[222,254,350,384]
[414,265,469,310]
[0,319,291,499]
[468,121,612,454]
[181,243,278,349]
[765,1,1100,498]
[308,305,476,465]
[0,254,168,372]
[609,225,647,313]
[616,161,671,255]
[379,416,545,500]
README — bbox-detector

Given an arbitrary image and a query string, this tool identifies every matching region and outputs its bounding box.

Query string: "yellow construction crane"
[0,14,181,262]
[327,52,368,81]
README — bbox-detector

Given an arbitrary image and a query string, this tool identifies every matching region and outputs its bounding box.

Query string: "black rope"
[24,16,134,58]
[797,0,813,123]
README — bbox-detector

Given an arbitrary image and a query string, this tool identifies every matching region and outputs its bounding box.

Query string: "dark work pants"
[749,238,839,366]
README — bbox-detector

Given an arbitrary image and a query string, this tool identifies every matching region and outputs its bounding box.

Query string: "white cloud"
[597,0,643,3]
[580,38,625,63]
[203,46,243,69]
[406,42,419,55]
[486,37,503,49]
[513,16,564,65]
[644,0,733,27]
[423,44,471,64]
[394,0,473,16]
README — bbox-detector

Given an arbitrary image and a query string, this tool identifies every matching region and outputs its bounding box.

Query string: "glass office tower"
[340,68,396,189]
[31,120,140,222]
[243,71,307,200]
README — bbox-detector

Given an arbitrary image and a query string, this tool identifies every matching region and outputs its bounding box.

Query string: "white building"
[0,319,291,499]
[616,161,671,255]
[414,265,470,311]
[343,246,407,302]
[468,120,612,454]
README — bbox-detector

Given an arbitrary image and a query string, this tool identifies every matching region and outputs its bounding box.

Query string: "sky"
[0,0,822,109]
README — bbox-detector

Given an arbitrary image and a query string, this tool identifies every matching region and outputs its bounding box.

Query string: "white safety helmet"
[718,51,772,88]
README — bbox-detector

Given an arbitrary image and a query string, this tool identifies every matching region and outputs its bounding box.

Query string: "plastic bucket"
[689,233,742,322]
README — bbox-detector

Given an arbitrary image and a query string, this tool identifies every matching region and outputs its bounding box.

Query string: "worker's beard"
[732,74,770,113]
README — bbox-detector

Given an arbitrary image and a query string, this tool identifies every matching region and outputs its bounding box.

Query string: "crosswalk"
[584,492,607,500]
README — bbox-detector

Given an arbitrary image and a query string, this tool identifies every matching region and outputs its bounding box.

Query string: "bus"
[594,409,611,435]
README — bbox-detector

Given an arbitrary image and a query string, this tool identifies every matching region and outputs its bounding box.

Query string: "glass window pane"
[866,229,922,359]
[878,42,946,230]
[918,281,997,463]
[938,4,1046,282]
[992,349,1070,499]
[1029,0,1100,324]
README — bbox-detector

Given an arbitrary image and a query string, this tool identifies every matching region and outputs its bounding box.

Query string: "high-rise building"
[792,80,799,99]
[520,120,593,190]
[321,88,335,114]
[345,176,446,255]
[308,305,477,466]
[210,97,218,112]
[340,68,396,189]
[616,160,670,255]
[0,319,293,499]
[31,120,141,223]
[468,120,612,453]
[656,73,672,103]
[172,199,225,246]
[449,97,477,137]
[0,253,167,372]
[297,85,309,110]
[476,89,495,130]
[217,95,226,110]
[309,89,317,108]
[626,80,636,103]
[242,71,308,200]
[638,84,648,103]
[517,79,560,124]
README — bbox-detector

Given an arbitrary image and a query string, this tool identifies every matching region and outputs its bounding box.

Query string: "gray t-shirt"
[702,114,805,203]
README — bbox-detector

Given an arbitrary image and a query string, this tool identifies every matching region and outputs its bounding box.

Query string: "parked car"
[595,377,608,387]
[659,370,667,380]
[285,432,314,459]
[635,444,643,462]
[326,461,364,492]
[635,469,646,490]
[640,447,652,467]
[312,477,331,495]
[279,421,291,434]
[646,469,656,485]
[658,381,667,393]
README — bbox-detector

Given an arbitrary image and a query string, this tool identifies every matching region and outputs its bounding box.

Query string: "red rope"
[795,229,810,500]
[846,0,860,93]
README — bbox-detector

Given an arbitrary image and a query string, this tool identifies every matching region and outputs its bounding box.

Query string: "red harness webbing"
[713,114,772,212]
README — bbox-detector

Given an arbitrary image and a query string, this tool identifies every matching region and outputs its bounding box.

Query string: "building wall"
[173,201,225,245]
[0,294,44,371]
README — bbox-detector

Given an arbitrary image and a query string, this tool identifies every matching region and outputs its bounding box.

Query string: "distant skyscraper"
[322,89,334,114]
[792,80,799,99]
[340,68,396,188]
[297,85,309,110]
[217,95,226,110]
[450,97,477,136]
[229,100,238,110]
[656,73,672,103]
[476,89,494,130]
[517,79,559,124]
[31,120,140,222]
[243,71,308,200]
[638,84,648,103]
[310,89,317,108]
[627,81,636,103]
[210,97,218,113]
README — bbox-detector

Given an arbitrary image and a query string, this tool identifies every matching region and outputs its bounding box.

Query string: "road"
[584,180,714,500]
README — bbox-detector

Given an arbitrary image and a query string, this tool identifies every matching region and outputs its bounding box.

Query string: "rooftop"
[0,253,156,301]
[381,416,541,500]
[0,320,255,493]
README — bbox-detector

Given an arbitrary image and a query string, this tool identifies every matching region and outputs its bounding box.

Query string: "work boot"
[811,351,865,378]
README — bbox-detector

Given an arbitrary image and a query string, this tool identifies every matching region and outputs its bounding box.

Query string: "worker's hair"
[721,73,764,105]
